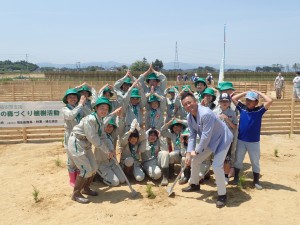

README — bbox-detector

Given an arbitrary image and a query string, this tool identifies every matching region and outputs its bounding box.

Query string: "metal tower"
[174,41,179,70]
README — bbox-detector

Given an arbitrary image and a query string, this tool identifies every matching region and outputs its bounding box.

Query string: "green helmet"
[123,77,132,85]
[103,87,114,97]
[194,78,207,88]
[148,94,160,103]
[78,85,92,97]
[217,81,235,91]
[182,85,192,92]
[130,88,141,98]
[174,85,179,91]
[62,88,80,104]
[108,118,117,128]
[169,119,187,132]
[202,88,216,102]
[94,97,112,113]
[181,128,190,136]
[146,73,160,83]
[168,87,176,93]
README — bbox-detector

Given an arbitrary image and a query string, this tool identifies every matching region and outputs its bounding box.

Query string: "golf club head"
[166,187,174,197]
[130,189,139,198]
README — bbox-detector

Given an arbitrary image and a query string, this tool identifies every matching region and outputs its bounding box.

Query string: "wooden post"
[50,82,53,100]
[12,84,16,101]
[22,127,28,143]
[290,97,295,135]
[31,82,34,101]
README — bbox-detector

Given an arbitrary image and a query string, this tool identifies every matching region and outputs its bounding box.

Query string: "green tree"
[152,59,163,71]
[292,63,300,72]
[204,66,216,72]
[40,67,56,72]
[114,65,128,71]
[0,60,38,72]
[86,66,104,71]
[130,57,149,71]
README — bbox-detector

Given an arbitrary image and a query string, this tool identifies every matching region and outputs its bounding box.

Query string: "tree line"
[1,59,300,73]
[0,60,38,72]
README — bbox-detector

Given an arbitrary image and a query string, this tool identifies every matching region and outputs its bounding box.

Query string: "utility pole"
[174,41,179,71]
[76,62,81,70]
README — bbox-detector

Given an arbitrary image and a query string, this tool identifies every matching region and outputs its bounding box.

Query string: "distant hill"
[37,61,259,71]
[37,61,128,69]
[163,62,258,71]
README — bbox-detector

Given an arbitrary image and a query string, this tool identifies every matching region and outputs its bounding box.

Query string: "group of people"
[177,72,214,86]
[273,71,300,99]
[62,64,273,208]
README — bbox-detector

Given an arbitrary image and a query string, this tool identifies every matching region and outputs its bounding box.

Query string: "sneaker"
[225,177,229,186]
[182,184,200,192]
[254,183,263,190]
[228,168,235,178]
[216,195,227,208]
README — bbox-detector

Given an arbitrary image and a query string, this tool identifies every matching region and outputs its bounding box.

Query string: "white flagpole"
[218,24,226,84]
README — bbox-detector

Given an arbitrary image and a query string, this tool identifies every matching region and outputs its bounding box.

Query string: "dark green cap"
[78,85,92,97]
[130,88,141,98]
[148,94,160,103]
[182,85,192,92]
[108,118,117,128]
[194,78,207,88]
[168,87,176,93]
[94,97,112,113]
[146,73,160,83]
[103,87,114,97]
[62,88,80,104]
[123,77,132,85]
[202,88,216,102]
[217,81,235,91]
[169,119,187,132]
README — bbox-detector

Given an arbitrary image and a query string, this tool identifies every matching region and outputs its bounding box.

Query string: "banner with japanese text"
[0,101,65,128]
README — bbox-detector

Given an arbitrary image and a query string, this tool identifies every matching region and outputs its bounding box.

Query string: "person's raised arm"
[255,90,273,110]
[231,91,247,106]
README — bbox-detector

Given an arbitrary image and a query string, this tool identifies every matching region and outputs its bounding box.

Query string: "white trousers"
[190,144,230,196]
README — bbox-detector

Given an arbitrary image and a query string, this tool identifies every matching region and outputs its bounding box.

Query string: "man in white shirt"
[274,73,285,99]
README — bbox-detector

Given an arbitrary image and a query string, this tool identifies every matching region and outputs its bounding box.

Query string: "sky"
[0,0,300,67]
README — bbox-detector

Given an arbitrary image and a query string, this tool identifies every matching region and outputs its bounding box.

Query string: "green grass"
[32,185,40,203]
[146,184,156,199]
[55,155,62,167]
[238,174,246,189]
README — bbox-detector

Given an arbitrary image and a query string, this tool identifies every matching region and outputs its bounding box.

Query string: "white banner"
[0,101,65,128]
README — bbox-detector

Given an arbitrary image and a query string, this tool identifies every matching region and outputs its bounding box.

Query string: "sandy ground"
[0,73,45,79]
[0,134,299,225]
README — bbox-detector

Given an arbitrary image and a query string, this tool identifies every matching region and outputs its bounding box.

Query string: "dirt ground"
[0,134,299,225]
[0,73,45,79]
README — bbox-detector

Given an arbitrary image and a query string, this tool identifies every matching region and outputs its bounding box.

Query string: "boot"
[216,195,227,208]
[233,168,240,185]
[169,164,175,179]
[168,145,173,152]
[179,167,190,185]
[182,184,200,192]
[82,175,98,196]
[228,167,235,178]
[160,168,169,186]
[124,165,133,178]
[93,172,103,182]
[253,172,262,190]
[71,176,90,204]
[68,171,77,187]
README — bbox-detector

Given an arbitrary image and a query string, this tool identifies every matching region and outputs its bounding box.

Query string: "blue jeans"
[234,140,260,173]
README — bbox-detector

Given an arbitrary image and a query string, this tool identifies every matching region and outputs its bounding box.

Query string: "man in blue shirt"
[231,90,273,190]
